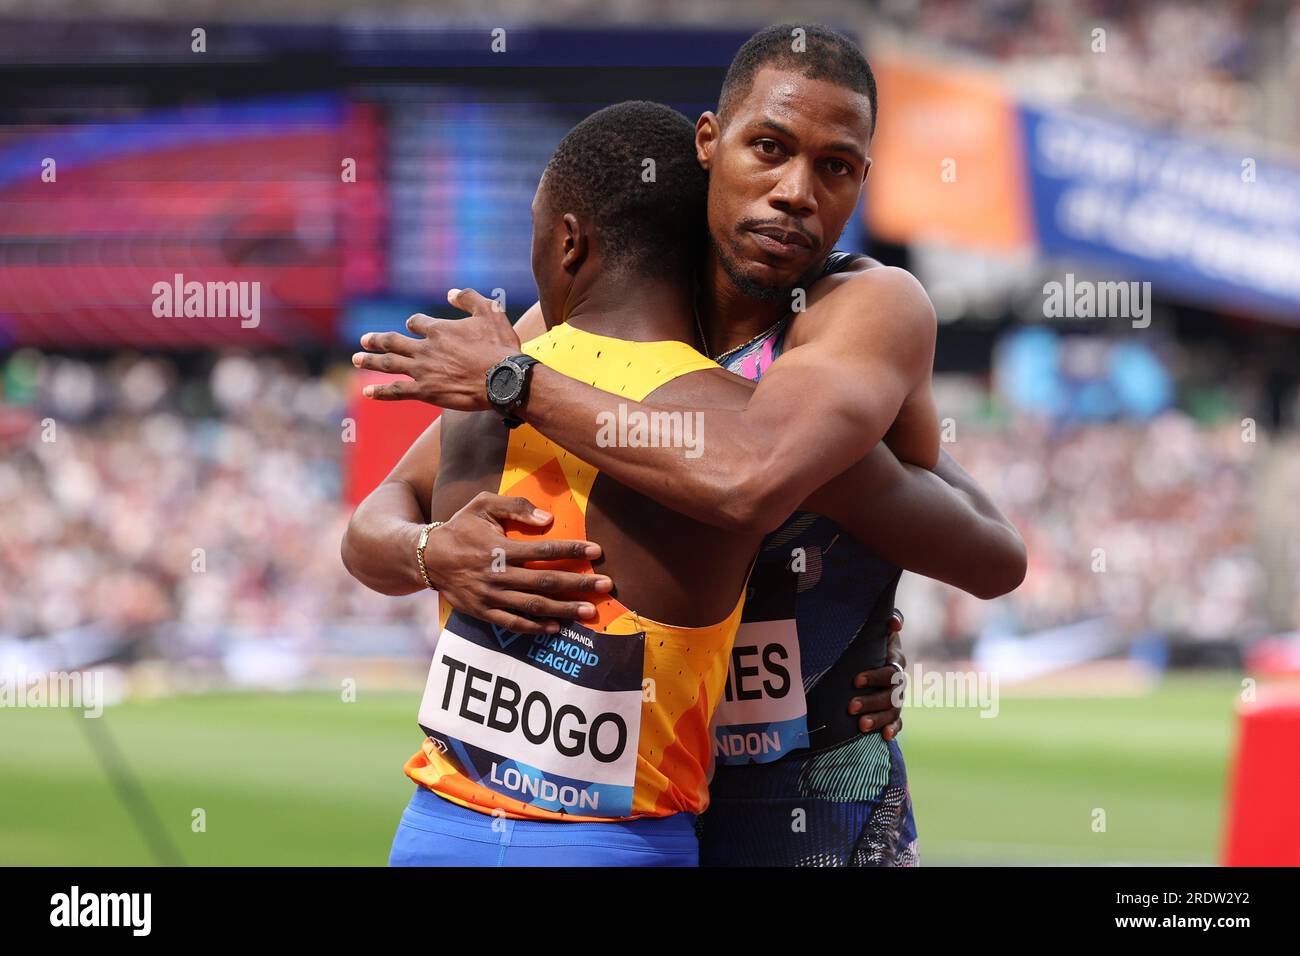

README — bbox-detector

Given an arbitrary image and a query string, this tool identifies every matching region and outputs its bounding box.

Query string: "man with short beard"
[348,25,1025,866]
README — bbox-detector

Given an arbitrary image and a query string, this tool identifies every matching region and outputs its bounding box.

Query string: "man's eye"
[755,139,782,156]
[825,159,852,177]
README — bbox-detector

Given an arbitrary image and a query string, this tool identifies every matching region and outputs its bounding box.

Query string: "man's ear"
[861,155,873,186]
[695,111,720,170]
[560,212,588,273]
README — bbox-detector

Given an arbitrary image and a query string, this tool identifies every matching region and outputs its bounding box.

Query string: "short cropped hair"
[542,101,707,275]
[718,24,878,135]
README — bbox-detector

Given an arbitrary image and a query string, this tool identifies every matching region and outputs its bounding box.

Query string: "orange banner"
[867,55,1031,252]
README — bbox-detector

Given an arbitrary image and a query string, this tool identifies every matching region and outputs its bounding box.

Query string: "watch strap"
[490,354,539,425]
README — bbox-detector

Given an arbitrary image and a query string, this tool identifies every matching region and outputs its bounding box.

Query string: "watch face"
[487,362,521,405]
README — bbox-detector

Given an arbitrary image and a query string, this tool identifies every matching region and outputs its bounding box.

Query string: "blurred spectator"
[876,0,1275,141]
[901,408,1292,652]
[0,353,434,669]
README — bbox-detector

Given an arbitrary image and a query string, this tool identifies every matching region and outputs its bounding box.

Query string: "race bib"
[711,617,808,765]
[418,611,646,818]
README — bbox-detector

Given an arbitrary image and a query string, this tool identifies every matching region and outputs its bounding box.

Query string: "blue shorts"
[388,787,699,867]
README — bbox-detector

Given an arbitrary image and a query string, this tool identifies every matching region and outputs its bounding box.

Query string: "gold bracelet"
[415,521,444,592]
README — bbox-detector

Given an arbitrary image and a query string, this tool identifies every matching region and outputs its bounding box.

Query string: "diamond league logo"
[491,623,523,650]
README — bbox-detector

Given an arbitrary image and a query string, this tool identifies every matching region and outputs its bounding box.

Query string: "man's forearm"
[891,462,1025,598]
[805,446,1026,599]
[360,291,921,535]
[928,449,1027,596]
[523,367,765,529]
[341,478,428,596]
[931,449,1007,528]
[522,365,851,534]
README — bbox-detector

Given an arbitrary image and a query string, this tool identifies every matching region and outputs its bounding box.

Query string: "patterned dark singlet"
[698,251,920,867]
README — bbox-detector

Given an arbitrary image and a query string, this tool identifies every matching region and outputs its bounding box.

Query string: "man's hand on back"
[846,609,907,740]
[424,491,614,635]
[352,288,520,410]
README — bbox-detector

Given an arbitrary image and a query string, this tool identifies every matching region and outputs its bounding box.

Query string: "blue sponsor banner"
[1021,105,1300,322]
[448,610,644,692]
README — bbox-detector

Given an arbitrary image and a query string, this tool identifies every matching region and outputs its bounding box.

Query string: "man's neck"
[560,273,697,345]
[699,246,791,359]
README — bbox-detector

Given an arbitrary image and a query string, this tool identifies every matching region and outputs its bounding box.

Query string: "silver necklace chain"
[692,296,712,360]
[692,286,790,365]
[710,316,790,365]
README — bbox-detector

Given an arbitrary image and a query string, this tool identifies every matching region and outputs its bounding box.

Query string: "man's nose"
[768,160,817,217]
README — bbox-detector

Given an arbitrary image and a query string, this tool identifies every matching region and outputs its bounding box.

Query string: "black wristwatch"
[485,354,539,427]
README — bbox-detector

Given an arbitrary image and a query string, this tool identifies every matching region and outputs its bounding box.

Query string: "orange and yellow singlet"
[404,323,744,821]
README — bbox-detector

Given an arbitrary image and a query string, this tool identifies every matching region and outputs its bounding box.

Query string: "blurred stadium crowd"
[2,1,1299,677]
[5,0,1298,146]
[0,353,434,674]
[906,410,1299,658]
[2,352,1296,669]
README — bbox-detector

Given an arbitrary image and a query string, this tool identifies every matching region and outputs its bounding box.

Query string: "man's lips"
[747,227,814,261]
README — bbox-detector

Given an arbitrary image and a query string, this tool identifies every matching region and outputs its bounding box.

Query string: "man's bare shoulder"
[648,364,754,409]
[792,263,936,348]
[829,254,884,276]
